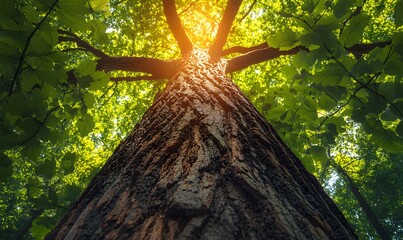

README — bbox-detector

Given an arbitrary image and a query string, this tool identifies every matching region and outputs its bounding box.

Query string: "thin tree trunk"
[47,50,356,239]
[334,164,391,240]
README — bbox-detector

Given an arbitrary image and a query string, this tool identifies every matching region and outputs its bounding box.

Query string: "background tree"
[0,0,402,239]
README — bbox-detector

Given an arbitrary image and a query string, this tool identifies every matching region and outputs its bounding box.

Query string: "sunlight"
[178,2,221,48]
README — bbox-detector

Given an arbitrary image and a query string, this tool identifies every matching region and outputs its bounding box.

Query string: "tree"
[1,0,402,239]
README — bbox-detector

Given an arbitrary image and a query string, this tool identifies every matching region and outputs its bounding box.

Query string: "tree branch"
[226,46,306,73]
[9,0,60,96]
[238,0,257,23]
[222,42,268,56]
[163,0,193,56]
[58,30,179,79]
[110,76,165,82]
[340,0,367,36]
[96,57,179,79]
[225,41,392,73]
[209,0,243,60]
[346,41,391,58]
[58,30,108,58]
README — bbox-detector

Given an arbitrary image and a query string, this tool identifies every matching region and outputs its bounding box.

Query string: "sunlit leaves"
[267,29,297,49]
[88,0,110,13]
[318,93,338,110]
[308,63,347,86]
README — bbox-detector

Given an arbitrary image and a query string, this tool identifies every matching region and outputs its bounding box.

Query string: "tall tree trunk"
[47,50,356,239]
[333,164,391,240]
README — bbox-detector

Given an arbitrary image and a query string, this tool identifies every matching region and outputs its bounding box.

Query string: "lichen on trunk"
[46,50,356,239]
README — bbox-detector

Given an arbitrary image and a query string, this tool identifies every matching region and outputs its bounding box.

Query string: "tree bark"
[47,50,356,240]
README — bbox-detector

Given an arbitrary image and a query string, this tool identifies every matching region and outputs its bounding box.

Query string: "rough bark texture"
[47,50,356,240]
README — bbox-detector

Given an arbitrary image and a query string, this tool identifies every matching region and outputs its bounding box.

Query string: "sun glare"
[178,2,222,48]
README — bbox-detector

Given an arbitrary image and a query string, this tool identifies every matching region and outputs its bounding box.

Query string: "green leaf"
[20,70,41,93]
[36,216,57,229]
[37,125,52,141]
[326,123,338,135]
[77,60,97,77]
[76,113,95,137]
[27,182,43,199]
[77,75,94,89]
[379,82,397,99]
[5,93,33,117]
[62,152,76,174]
[340,14,370,47]
[35,160,56,179]
[366,94,387,114]
[267,29,297,49]
[31,194,54,209]
[325,117,346,134]
[58,0,87,14]
[30,221,52,240]
[60,184,82,202]
[303,0,315,13]
[318,94,337,110]
[48,189,58,204]
[381,108,399,121]
[302,157,315,172]
[308,145,328,167]
[334,0,355,18]
[395,0,403,26]
[88,0,110,12]
[308,63,345,86]
[300,29,337,46]
[371,129,403,152]
[351,58,383,76]
[83,92,96,108]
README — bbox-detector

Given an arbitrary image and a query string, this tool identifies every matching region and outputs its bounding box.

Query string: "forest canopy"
[0,0,402,239]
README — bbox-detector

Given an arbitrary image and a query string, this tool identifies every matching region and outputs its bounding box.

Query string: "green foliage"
[1,0,402,239]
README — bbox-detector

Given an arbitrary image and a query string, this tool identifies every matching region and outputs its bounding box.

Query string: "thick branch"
[222,42,268,56]
[97,57,179,79]
[226,46,305,73]
[209,0,243,60]
[163,0,193,56]
[58,31,178,80]
[346,41,391,58]
[226,41,392,73]
[110,76,164,82]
